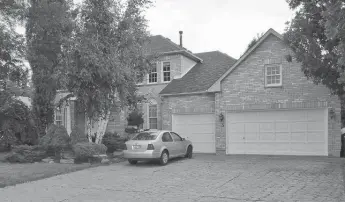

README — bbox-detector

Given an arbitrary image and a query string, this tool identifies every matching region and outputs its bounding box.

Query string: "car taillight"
[147,144,154,150]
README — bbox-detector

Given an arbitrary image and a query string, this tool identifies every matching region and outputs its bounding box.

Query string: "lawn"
[0,152,124,188]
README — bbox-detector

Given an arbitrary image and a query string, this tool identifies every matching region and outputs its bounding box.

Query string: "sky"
[145,0,295,59]
[16,0,295,63]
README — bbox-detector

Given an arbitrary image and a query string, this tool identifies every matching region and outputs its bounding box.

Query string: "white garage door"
[172,114,215,153]
[227,109,327,156]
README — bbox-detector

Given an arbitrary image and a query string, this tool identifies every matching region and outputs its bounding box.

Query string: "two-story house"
[54,28,341,157]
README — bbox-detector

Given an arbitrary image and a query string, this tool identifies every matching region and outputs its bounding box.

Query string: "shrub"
[72,142,107,162]
[5,144,46,163]
[126,110,144,128]
[70,126,87,145]
[39,124,70,157]
[0,98,39,150]
[102,132,127,153]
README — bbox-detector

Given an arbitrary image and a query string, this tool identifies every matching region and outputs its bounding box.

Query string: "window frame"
[162,132,173,142]
[54,107,63,126]
[148,63,158,84]
[148,103,158,129]
[170,132,183,141]
[161,61,171,83]
[265,64,282,87]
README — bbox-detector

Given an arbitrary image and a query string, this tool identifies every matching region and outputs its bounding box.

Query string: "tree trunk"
[86,116,93,142]
[95,111,110,144]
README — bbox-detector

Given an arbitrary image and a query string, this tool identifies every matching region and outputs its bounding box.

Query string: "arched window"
[148,99,157,129]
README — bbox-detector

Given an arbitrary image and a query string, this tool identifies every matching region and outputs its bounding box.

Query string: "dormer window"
[148,65,157,83]
[162,62,171,82]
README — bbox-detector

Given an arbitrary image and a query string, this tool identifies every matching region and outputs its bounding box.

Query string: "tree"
[0,0,35,149]
[65,0,155,143]
[284,0,345,125]
[26,0,74,137]
[242,32,264,56]
[127,110,144,129]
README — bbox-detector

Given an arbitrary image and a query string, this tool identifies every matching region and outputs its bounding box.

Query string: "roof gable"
[207,28,284,92]
[159,51,237,95]
[143,35,203,62]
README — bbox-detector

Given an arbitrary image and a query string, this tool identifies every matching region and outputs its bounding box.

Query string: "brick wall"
[161,93,215,130]
[218,34,341,156]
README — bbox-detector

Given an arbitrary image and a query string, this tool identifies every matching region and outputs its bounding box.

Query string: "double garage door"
[172,108,327,156]
[227,109,328,156]
[172,114,216,153]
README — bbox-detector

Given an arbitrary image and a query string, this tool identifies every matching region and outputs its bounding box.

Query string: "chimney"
[179,31,183,47]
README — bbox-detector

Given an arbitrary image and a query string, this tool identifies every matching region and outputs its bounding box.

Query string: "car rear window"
[132,132,158,140]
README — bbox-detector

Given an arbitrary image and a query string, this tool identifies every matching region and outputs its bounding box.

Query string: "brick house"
[54,28,341,157]
[160,28,341,157]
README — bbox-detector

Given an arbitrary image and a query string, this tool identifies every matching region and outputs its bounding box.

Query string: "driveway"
[1,154,345,202]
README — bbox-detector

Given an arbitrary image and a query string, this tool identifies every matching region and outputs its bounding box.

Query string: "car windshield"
[132,132,158,140]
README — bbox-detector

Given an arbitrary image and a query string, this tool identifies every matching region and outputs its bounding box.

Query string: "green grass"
[0,151,125,188]
[0,160,98,188]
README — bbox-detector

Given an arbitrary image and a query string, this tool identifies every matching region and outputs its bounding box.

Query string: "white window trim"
[54,104,72,135]
[265,64,282,87]
[147,99,158,129]
[147,63,158,84]
[161,61,171,83]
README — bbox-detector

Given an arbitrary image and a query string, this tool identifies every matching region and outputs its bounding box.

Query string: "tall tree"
[284,0,345,125]
[26,0,74,137]
[65,0,154,143]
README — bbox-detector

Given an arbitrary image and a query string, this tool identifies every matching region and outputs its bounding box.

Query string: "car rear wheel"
[159,150,169,165]
[128,159,138,165]
[185,146,193,159]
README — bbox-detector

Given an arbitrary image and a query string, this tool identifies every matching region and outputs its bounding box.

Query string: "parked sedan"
[123,130,193,165]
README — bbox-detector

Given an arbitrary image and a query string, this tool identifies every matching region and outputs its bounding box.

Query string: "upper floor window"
[162,62,171,82]
[148,65,157,83]
[265,64,282,87]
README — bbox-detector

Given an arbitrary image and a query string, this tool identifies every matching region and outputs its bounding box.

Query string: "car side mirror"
[181,138,185,141]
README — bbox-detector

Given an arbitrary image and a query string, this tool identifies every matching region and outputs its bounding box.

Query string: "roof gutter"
[160,50,203,63]
[160,90,212,97]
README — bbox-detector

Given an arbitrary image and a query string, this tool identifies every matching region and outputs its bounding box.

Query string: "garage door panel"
[259,123,274,132]
[275,122,289,132]
[290,132,306,142]
[245,123,259,132]
[227,109,327,156]
[228,123,245,133]
[290,122,307,132]
[244,132,258,141]
[172,114,215,153]
[259,132,275,141]
[307,132,324,142]
[275,132,290,141]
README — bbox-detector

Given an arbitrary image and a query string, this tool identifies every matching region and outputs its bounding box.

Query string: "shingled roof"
[144,35,184,54]
[159,51,237,95]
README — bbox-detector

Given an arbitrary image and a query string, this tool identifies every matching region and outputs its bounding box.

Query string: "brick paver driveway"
[1,154,345,202]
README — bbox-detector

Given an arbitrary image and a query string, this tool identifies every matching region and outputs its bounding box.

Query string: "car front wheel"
[159,150,169,165]
[128,159,138,165]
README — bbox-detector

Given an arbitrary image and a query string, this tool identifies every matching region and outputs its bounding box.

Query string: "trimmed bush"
[5,145,46,163]
[39,124,70,157]
[72,142,107,163]
[102,132,127,153]
[70,126,87,145]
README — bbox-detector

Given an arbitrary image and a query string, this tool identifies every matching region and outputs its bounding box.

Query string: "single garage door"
[227,109,327,156]
[172,113,216,153]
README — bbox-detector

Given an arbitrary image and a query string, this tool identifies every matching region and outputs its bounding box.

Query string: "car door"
[161,132,175,157]
[170,132,185,156]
